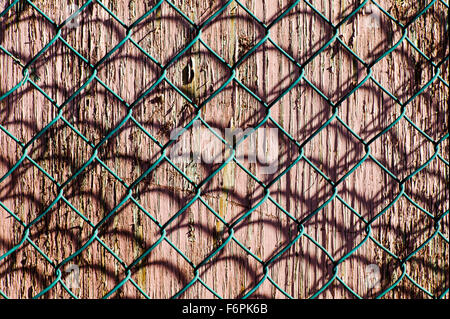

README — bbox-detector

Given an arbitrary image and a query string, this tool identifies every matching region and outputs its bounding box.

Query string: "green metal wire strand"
[0,0,448,299]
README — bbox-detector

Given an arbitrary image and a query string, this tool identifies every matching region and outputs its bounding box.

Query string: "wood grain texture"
[0,0,448,299]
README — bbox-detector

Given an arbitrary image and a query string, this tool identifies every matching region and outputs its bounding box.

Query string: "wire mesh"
[0,0,448,299]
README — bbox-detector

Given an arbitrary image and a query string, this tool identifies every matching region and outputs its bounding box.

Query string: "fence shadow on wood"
[0,0,448,299]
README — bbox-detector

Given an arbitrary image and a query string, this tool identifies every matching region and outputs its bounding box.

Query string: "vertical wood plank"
[0,0,448,298]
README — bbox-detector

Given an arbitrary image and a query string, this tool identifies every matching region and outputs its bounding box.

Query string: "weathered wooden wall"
[0,0,448,298]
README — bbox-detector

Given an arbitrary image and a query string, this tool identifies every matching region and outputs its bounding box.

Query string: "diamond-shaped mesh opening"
[305,39,368,104]
[0,2,54,61]
[303,118,366,183]
[198,239,264,298]
[303,198,367,262]
[66,240,127,298]
[62,79,128,145]
[0,82,57,145]
[166,40,231,105]
[237,40,301,104]
[337,158,400,221]
[338,79,403,142]
[371,39,436,105]
[163,118,231,186]
[270,0,335,66]
[97,119,162,186]
[29,199,92,265]
[337,238,404,299]
[266,158,335,223]
[269,82,334,144]
[369,196,435,260]
[96,40,162,104]
[201,1,265,65]
[130,240,195,298]
[194,125,227,166]
[266,233,334,299]
[63,161,128,225]
[61,1,125,65]
[0,0,448,300]
[132,0,196,66]
[370,118,437,181]
[28,39,92,106]
[132,82,197,146]
[200,80,267,132]
[234,120,301,186]
[404,157,448,217]
[404,79,449,141]
[232,200,299,262]
[27,119,93,186]
[406,0,449,64]
[163,199,229,266]
[0,158,57,223]
[132,159,196,226]
[403,235,449,298]
[0,241,55,298]
[97,200,162,266]
[339,1,404,66]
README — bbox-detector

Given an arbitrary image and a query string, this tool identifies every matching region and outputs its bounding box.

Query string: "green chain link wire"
[0,0,448,299]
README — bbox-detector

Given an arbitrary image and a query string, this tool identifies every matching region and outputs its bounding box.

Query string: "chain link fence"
[0,0,448,298]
